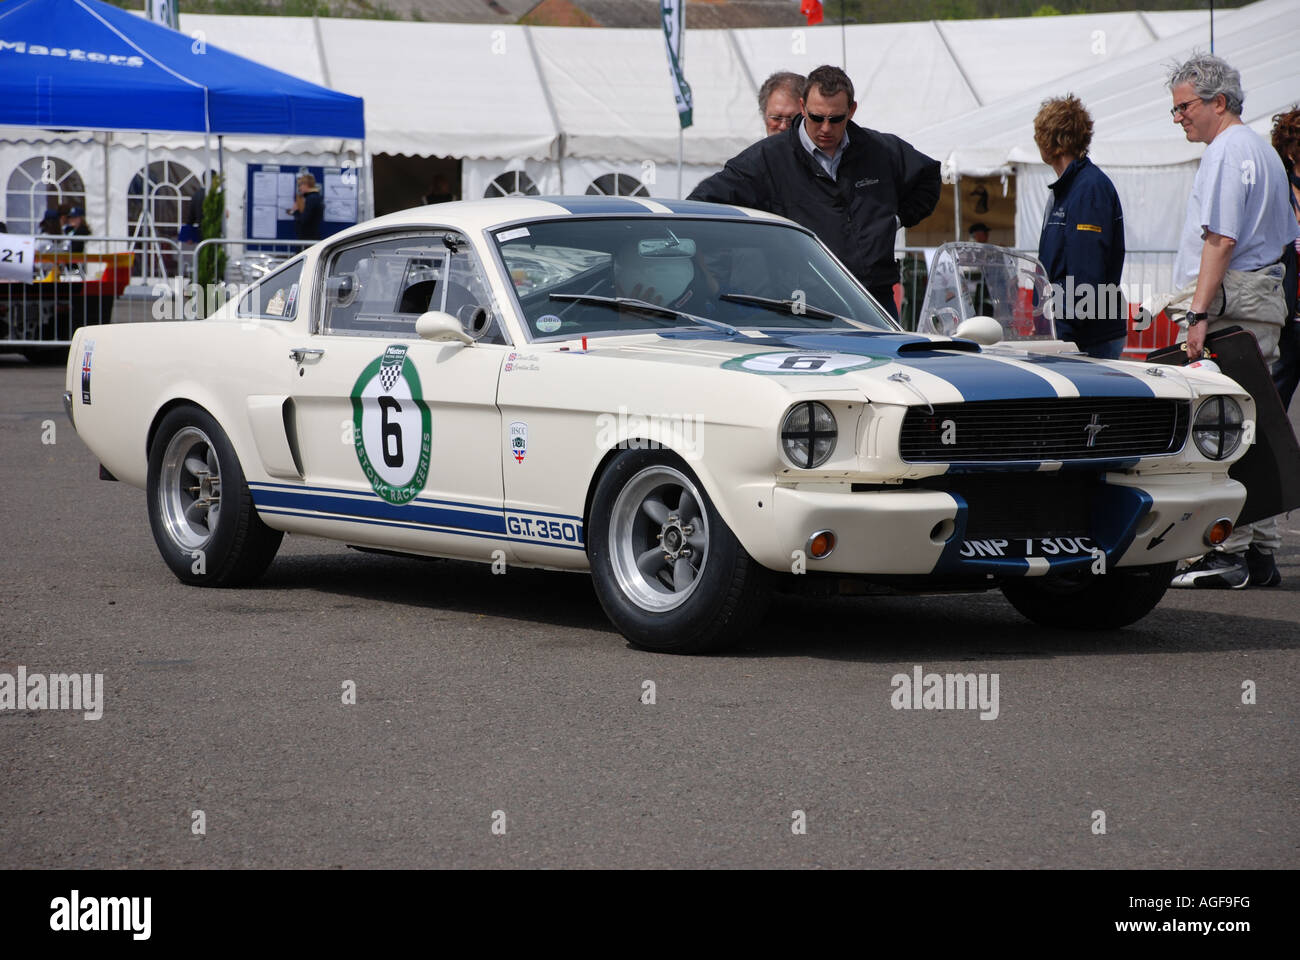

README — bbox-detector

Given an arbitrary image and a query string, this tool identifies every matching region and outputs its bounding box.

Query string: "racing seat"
[398,279,438,315]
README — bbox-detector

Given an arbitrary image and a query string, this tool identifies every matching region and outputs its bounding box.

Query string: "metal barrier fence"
[895,246,1180,356]
[191,238,316,288]
[1,235,180,353]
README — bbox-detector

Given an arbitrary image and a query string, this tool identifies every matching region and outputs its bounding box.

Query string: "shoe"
[1245,545,1282,587]
[1170,551,1250,589]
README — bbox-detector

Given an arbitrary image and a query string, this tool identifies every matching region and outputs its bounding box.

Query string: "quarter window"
[237,258,304,320]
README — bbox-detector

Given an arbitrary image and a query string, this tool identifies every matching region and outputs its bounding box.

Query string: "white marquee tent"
[3,1,1282,249]
[911,0,1297,255]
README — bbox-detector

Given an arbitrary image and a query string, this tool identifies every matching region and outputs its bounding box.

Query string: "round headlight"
[1193,396,1244,460]
[781,401,837,469]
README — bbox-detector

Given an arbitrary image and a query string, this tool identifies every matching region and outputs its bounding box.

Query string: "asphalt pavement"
[1,356,1296,868]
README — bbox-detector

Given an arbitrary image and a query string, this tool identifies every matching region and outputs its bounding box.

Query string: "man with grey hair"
[1165,53,1299,590]
[758,71,804,136]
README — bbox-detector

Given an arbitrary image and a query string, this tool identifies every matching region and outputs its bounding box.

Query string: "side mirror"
[415,310,475,344]
[954,315,1002,345]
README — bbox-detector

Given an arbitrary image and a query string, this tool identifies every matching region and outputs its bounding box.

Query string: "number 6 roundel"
[350,344,432,504]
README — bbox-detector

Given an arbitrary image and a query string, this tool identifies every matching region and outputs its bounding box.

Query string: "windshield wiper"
[718,293,843,322]
[549,293,741,338]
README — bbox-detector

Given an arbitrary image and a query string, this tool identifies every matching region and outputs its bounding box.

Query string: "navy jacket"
[1037,156,1126,347]
[688,120,941,288]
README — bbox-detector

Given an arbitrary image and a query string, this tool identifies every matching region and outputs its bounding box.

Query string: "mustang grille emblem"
[1083,413,1108,448]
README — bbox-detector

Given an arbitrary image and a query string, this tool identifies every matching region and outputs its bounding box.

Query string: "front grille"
[899,397,1189,463]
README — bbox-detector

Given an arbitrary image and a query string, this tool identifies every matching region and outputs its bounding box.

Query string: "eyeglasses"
[806,112,848,125]
[1170,98,1205,118]
[766,114,799,128]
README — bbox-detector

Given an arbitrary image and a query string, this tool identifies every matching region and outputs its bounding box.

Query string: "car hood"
[579,330,1199,406]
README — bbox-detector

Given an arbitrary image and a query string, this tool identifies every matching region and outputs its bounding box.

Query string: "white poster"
[324,171,357,224]
[278,173,297,220]
[251,206,279,240]
[251,170,279,208]
[0,235,36,283]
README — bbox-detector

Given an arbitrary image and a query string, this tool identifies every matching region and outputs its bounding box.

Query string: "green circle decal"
[721,351,889,375]
[350,344,432,504]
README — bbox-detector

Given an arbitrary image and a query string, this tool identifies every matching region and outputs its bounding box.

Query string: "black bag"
[1283,239,1298,323]
[1147,326,1300,525]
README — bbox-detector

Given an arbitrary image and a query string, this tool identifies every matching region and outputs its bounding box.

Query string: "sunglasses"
[805,111,848,125]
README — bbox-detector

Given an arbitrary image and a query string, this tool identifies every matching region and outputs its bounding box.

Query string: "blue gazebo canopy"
[0,0,364,138]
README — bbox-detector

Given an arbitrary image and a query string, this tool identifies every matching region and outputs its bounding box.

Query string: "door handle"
[289,347,325,363]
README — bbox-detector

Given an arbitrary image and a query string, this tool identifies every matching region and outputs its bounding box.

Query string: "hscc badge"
[350,344,432,504]
[509,421,527,463]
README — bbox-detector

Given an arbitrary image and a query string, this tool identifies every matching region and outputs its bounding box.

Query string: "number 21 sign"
[0,235,36,283]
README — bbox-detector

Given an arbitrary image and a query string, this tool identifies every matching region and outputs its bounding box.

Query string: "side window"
[238,258,304,320]
[322,233,506,343]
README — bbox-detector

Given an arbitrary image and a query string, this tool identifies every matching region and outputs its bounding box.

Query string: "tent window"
[127,160,204,243]
[586,174,649,198]
[5,156,86,235]
[484,171,539,198]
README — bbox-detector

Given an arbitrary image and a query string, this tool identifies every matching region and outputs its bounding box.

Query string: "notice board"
[245,163,357,245]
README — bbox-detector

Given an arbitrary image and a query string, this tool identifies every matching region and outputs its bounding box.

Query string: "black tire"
[1000,561,1176,630]
[146,405,283,586]
[587,449,769,653]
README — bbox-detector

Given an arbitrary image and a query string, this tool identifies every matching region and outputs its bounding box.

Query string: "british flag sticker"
[509,421,527,464]
[80,339,95,405]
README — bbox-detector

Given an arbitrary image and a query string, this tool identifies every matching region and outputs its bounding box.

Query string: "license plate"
[957,536,1096,559]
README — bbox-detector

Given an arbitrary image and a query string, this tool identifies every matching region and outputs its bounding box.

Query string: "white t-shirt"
[1172,124,1300,288]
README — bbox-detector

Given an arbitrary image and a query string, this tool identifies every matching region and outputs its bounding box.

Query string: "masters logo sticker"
[350,344,432,504]
[721,351,888,375]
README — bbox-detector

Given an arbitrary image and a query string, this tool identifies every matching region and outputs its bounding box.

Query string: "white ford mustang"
[64,198,1253,652]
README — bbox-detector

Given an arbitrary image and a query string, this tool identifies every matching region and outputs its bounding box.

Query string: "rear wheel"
[588,449,769,653]
[1000,562,1175,629]
[147,406,282,586]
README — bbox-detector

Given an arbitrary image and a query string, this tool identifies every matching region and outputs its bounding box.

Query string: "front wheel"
[146,406,283,586]
[1000,561,1176,630]
[587,450,769,653]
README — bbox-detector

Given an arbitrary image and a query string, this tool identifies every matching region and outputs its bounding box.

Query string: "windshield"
[492,217,898,340]
[917,242,1057,341]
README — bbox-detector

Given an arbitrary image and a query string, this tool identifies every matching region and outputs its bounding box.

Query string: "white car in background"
[65,198,1253,652]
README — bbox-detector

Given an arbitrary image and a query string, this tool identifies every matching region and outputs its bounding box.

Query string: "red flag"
[800,0,823,26]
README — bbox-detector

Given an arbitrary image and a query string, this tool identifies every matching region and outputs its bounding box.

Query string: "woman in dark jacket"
[1034,95,1127,359]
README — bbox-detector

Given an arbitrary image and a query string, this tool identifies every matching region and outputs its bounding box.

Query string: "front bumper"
[759,472,1246,577]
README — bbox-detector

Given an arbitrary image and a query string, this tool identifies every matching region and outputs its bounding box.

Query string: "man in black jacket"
[688,65,941,320]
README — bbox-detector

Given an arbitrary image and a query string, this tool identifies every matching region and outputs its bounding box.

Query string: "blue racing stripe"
[256,508,587,551]
[550,197,655,214]
[253,486,506,534]
[776,332,1055,401]
[893,352,1058,401]
[654,199,751,217]
[1016,353,1154,398]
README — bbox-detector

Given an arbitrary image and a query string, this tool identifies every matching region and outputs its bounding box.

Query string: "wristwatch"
[1185,310,1208,327]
